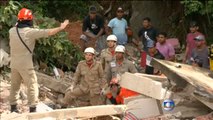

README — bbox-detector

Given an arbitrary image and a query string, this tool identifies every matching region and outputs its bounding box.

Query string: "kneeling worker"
[105,45,139,104]
[63,47,107,107]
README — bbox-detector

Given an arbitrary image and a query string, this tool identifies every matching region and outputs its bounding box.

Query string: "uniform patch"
[110,61,116,67]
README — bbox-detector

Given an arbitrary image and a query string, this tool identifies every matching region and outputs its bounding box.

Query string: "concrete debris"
[0,49,10,67]
[1,48,213,119]
[194,112,213,120]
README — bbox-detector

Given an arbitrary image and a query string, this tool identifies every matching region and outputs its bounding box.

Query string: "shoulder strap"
[16,27,32,54]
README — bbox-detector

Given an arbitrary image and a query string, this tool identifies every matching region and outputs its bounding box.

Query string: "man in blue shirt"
[108,7,128,45]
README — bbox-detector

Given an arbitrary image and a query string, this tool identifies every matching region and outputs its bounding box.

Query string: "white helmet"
[115,45,125,53]
[84,47,95,54]
[106,35,117,42]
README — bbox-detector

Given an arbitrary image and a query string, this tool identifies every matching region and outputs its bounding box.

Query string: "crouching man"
[62,47,107,107]
[105,45,139,104]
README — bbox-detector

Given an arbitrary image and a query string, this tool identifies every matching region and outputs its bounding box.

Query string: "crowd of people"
[9,6,210,113]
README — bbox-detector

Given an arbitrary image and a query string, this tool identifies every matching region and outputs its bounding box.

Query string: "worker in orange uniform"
[105,45,139,104]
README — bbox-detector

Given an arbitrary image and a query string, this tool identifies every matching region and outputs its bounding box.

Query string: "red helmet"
[17,8,33,20]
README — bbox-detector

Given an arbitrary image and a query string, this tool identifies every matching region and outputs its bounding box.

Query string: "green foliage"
[181,0,213,22]
[34,14,84,71]
[0,1,84,71]
[181,0,203,16]
[0,1,21,38]
[15,0,97,20]
[181,0,213,45]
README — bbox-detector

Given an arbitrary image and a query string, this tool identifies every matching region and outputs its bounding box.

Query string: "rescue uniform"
[9,27,49,107]
[64,60,106,106]
[100,48,116,71]
[105,58,139,104]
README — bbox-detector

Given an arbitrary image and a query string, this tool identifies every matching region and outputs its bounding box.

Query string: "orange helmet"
[17,8,33,20]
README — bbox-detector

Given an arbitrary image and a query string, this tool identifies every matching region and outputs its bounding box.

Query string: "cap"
[194,35,205,41]
[147,40,155,48]
[89,6,97,13]
[117,7,123,12]
[190,21,198,27]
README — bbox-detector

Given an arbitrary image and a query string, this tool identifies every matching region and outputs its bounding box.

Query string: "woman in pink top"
[183,21,203,64]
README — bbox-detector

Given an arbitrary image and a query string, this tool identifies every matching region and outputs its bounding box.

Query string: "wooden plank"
[120,72,172,100]
[29,105,126,119]
[36,72,71,94]
[151,58,213,95]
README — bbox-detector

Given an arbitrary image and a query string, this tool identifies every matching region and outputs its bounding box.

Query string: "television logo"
[162,99,175,111]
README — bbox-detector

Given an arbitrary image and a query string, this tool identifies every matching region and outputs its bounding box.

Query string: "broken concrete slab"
[124,96,162,119]
[134,73,168,82]
[195,112,213,120]
[36,72,71,94]
[1,105,126,120]
[192,93,213,110]
[151,59,213,95]
[120,72,172,100]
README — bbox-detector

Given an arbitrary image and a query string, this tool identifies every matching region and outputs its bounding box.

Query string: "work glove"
[110,74,121,84]
[100,84,110,96]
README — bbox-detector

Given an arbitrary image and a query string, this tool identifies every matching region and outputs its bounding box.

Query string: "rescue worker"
[63,47,107,107]
[100,34,117,71]
[105,45,138,104]
[9,8,69,113]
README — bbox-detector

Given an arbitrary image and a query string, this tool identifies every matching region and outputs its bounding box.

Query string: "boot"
[11,105,20,113]
[29,107,36,113]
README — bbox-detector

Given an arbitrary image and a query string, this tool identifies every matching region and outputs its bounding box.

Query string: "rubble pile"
[0,49,213,120]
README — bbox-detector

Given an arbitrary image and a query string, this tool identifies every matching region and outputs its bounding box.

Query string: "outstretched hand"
[60,20,69,30]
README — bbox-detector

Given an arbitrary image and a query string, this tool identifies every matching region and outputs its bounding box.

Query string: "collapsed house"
[1,57,213,119]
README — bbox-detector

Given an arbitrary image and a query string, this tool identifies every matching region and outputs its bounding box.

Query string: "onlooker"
[191,35,209,69]
[145,40,165,75]
[81,6,104,51]
[108,7,128,45]
[156,32,175,61]
[138,17,158,52]
[9,8,69,113]
[183,21,204,64]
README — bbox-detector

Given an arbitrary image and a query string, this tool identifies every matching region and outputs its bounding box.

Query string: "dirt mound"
[65,21,85,51]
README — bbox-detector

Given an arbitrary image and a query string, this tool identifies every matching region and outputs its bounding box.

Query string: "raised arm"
[48,20,69,36]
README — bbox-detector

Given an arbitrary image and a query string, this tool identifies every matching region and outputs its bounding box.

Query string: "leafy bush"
[0,1,21,39]
[34,14,83,71]
[181,0,213,45]
[0,1,84,71]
